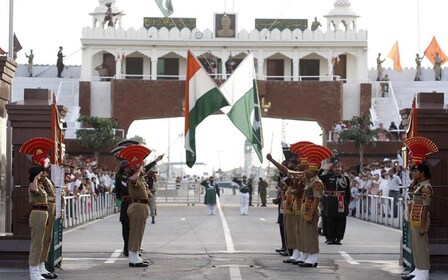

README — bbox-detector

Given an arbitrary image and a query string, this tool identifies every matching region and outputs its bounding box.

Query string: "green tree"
[338,114,377,171]
[76,116,121,164]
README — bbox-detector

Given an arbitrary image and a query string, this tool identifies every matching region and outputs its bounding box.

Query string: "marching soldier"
[20,137,58,280]
[402,136,438,280]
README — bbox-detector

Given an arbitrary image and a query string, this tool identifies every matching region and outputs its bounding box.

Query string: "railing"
[63,193,117,228]
[106,73,342,81]
[154,182,202,205]
[355,194,403,229]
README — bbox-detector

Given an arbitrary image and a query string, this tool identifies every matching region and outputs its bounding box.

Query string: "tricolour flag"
[387,41,402,72]
[220,53,264,163]
[184,50,229,167]
[424,36,448,66]
[154,0,174,17]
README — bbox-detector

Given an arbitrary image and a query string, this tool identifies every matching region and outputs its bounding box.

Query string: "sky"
[1,0,447,68]
[128,116,323,176]
[1,0,447,175]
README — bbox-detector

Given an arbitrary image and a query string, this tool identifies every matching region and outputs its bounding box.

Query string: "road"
[1,192,442,280]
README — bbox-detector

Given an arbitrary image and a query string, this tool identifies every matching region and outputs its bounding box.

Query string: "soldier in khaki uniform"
[117,145,153,267]
[266,153,300,262]
[20,137,58,280]
[289,141,313,264]
[297,144,333,267]
[402,136,439,280]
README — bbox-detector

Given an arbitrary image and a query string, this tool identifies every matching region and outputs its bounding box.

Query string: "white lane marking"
[105,249,122,263]
[259,217,265,222]
[339,251,360,265]
[216,197,241,280]
[181,217,186,221]
[216,198,235,253]
[229,265,243,280]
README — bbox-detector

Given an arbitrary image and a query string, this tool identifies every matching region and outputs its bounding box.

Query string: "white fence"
[63,192,117,228]
[355,194,403,229]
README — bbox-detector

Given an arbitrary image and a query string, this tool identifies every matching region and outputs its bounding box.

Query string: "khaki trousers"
[29,210,48,266]
[149,194,156,217]
[410,215,430,270]
[300,214,319,254]
[40,202,56,262]
[127,203,149,252]
[284,214,297,249]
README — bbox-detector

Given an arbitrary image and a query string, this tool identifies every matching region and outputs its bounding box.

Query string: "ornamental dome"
[328,0,358,16]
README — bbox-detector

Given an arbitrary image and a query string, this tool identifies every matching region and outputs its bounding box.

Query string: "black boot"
[151,217,155,224]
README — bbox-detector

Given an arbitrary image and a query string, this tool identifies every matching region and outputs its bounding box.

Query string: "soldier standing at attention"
[117,145,153,267]
[20,137,58,280]
[258,177,268,207]
[402,136,438,280]
[266,153,300,263]
[298,144,332,267]
[318,161,351,245]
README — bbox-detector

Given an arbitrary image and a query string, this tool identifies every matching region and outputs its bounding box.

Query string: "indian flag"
[220,53,264,163]
[184,50,229,168]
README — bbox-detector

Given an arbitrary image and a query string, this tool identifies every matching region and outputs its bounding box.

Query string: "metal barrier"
[154,182,202,205]
[63,192,117,228]
[355,194,403,229]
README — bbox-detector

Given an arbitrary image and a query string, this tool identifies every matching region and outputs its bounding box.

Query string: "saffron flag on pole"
[184,50,229,168]
[154,0,174,17]
[220,53,264,163]
[424,36,448,66]
[387,41,402,72]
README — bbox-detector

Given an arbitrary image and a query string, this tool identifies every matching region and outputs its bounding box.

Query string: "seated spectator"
[375,123,389,141]
[332,120,346,141]
[380,74,390,97]
[388,121,399,140]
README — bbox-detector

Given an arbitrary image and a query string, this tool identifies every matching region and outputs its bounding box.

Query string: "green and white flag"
[220,53,264,163]
[154,0,174,17]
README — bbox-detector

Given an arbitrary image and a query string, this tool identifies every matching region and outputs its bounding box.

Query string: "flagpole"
[8,0,14,59]
[416,0,421,53]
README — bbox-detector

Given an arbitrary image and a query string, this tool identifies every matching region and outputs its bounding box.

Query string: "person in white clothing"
[378,170,391,216]
[236,177,250,215]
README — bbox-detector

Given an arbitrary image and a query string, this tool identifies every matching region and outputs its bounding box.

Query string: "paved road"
[1,193,445,279]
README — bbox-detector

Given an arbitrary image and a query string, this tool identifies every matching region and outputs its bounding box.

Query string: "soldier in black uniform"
[318,161,351,245]
[115,160,131,257]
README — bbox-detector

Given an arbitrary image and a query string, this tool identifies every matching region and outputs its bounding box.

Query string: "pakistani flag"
[220,53,264,163]
[154,0,174,17]
[184,50,229,167]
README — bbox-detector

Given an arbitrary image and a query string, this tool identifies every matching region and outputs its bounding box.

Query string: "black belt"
[32,205,48,211]
[133,198,149,204]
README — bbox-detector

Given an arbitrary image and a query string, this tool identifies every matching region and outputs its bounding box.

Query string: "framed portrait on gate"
[214,13,237,38]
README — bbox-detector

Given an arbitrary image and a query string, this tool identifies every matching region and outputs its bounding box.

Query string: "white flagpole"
[8,0,14,59]
[417,0,421,53]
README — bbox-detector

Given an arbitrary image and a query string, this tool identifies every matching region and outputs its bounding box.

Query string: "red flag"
[13,34,22,52]
[387,41,402,72]
[424,36,448,65]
